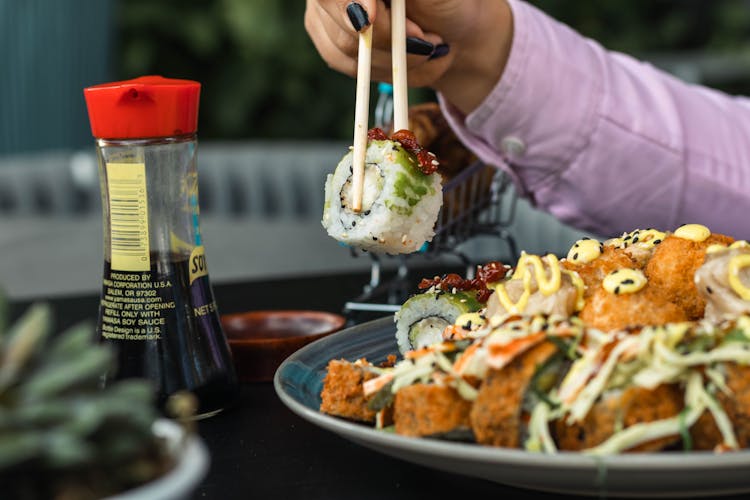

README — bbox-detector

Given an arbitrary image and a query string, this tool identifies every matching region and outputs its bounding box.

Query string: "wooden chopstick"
[391,0,409,132]
[351,27,373,213]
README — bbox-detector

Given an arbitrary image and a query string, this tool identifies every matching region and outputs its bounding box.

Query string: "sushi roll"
[394,290,482,353]
[322,132,442,254]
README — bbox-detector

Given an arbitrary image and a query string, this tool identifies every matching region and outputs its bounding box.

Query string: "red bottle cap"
[84,75,201,139]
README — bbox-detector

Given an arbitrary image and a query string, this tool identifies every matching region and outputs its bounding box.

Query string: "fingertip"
[404,17,426,40]
[345,1,379,31]
[346,2,370,32]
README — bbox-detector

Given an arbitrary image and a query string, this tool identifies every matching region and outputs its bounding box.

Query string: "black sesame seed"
[613,270,620,274]
[574,243,580,248]
[372,236,378,241]
[364,210,371,216]
[582,237,591,240]
[351,221,356,227]
[614,286,621,294]
[573,252,579,260]
[621,279,635,285]
[632,237,639,243]
[707,286,713,294]
[653,239,662,244]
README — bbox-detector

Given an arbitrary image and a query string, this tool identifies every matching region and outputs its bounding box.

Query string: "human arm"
[442,0,750,237]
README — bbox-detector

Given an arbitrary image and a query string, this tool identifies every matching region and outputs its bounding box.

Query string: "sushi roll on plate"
[394,289,482,353]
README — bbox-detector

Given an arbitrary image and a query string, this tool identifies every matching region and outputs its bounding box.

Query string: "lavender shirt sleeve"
[440,0,750,237]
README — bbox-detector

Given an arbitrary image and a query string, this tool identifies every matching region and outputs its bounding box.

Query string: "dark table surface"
[13,268,746,500]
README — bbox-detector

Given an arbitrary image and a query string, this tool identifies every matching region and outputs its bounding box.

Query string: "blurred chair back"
[0,142,348,220]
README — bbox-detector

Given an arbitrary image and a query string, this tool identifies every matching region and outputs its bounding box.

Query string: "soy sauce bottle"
[84,76,238,418]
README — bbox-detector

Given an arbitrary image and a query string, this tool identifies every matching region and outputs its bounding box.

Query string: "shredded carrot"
[362,372,394,396]
[486,332,545,369]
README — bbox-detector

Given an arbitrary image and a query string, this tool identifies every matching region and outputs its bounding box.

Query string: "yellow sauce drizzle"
[674,223,711,242]
[494,253,562,313]
[454,312,485,329]
[707,244,730,255]
[566,239,602,264]
[494,271,532,314]
[511,253,562,295]
[605,228,666,249]
[728,254,750,300]
[562,270,586,311]
[602,269,647,295]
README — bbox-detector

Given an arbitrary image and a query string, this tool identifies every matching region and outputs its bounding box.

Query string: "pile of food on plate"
[319,223,750,455]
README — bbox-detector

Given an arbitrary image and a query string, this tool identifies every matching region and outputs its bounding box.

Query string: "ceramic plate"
[274,316,750,498]
[106,419,209,500]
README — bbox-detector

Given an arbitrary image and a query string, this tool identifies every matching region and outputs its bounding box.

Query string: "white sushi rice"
[322,140,442,254]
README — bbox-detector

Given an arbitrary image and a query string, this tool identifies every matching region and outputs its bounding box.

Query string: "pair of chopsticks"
[351,0,408,212]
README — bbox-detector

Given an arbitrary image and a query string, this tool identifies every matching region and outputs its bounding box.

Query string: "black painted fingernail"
[347,2,369,32]
[406,37,434,56]
[429,43,450,60]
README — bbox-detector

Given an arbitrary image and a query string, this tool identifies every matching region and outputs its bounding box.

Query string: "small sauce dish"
[221,310,346,382]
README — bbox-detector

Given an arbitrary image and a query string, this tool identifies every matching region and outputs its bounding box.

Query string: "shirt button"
[500,136,526,157]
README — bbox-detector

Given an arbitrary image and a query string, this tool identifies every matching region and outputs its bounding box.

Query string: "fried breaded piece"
[645,233,734,320]
[555,384,683,452]
[579,284,689,331]
[692,364,750,450]
[320,359,379,423]
[721,363,750,447]
[562,246,636,299]
[393,384,473,438]
[690,411,724,451]
[470,342,558,448]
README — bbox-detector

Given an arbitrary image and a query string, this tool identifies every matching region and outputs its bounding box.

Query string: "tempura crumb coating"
[393,384,473,437]
[645,233,734,320]
[721,364,750,447]
[320,359,379,423]
[470,342,558,448]
[562,246,636,299]
[690,364,750,450]
[555,384,683,452]
[579,284,689,332]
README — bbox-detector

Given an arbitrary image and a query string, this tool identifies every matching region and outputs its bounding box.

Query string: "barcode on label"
[106,162,150,271]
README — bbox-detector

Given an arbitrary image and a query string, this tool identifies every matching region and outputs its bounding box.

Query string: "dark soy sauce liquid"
[98,255,238,417]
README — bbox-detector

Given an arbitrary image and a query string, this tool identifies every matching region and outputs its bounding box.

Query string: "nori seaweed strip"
[529,352,566,409]
[367,380,395,411]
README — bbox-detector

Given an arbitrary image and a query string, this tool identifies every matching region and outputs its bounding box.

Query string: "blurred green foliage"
[117,0,750,141]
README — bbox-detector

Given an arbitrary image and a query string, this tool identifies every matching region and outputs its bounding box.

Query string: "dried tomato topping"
[416,261,508,303]
[367,127,389,141]
[416,150,438,174]
[391,129,420,150]
[367,127,439,175]
[477,261,508,284]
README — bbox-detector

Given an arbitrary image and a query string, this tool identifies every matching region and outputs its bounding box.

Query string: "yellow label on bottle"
[107,163,150,271]
[189,245,208,285]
